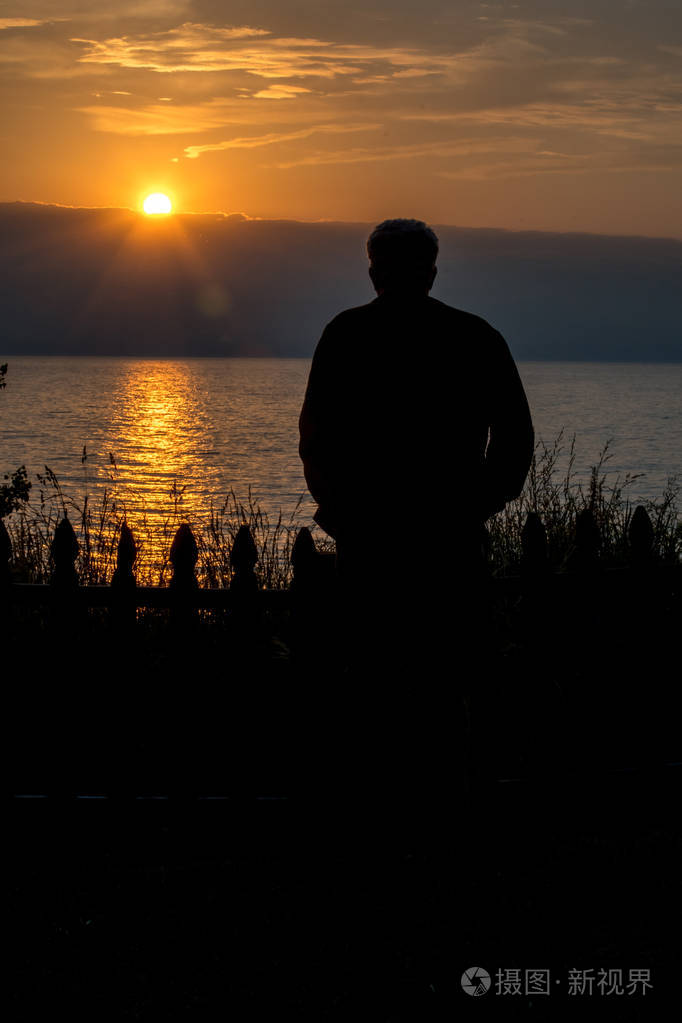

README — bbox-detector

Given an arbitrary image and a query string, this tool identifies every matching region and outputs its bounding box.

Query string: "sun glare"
[143,193,172,215]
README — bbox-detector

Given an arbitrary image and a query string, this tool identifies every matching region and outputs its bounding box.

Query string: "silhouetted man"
[299,218,533,794]
[300,218,533,595]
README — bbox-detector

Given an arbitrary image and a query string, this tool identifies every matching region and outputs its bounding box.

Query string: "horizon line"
[2,353,681,365]
[2,200,682,245]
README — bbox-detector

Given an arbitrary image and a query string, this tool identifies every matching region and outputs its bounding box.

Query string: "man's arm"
[480,330,534,520]
[298,322,344,535]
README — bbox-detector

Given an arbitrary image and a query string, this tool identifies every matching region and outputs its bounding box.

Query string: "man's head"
[367,218,438,295]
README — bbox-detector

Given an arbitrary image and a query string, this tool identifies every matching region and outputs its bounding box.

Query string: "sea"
[1,357,680,548]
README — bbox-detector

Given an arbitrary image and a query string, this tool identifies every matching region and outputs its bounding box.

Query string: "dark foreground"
[6,582,681,1020]
[8,763,681,1021]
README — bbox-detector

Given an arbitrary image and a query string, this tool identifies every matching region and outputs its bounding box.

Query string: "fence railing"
[1,504,679,616]
[4,504,679,802]
[0,518,336,612]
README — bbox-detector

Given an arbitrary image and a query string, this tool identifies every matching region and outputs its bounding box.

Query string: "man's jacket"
[299,292,534,540]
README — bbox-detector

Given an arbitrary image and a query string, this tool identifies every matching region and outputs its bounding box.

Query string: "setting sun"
[143,193,172,215]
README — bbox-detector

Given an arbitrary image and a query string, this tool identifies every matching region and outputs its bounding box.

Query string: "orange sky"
[1,1,681,237]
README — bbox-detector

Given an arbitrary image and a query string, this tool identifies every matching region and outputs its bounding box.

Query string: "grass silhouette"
[2,431,679,587]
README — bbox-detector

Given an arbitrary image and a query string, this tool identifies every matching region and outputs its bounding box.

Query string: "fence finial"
[112,521,137,587]
[292,527,317,587]
[230,524,258,595]
[111,523,137,627]
[170,522,198,589]
[51,517,79,587]
[628,505,655,565]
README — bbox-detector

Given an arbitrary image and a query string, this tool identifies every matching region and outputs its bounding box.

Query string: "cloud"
[74,100,240,135]
[0,19,48,30]
[70,21,457,80]
[404,102,642,131]
[439,158,681,181]
[183,122,380,159]
[72,22,272,73]
[271,127,682,180]
[3,3,682,235]
[391,68,439,79]
[2,205,680,360]
[252,84,311,99]
[401,94,682,149]
[74,94,361,136]
[0,26,98,79]
[438,152,595,181]
[271,135,534,169]
[108,1,189,15]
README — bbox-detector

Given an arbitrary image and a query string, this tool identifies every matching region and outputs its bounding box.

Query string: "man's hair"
[367,219,438,289]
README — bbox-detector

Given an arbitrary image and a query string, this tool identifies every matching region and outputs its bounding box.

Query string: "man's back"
[299,291,534,542]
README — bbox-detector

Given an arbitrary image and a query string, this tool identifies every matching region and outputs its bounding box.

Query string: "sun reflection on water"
[99,361,223,561]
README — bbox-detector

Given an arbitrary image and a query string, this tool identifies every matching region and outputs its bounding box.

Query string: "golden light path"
[143,192,172,215]
[100,361,223,574]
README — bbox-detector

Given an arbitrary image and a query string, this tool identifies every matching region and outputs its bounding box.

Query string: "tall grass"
[3,432,679,586]
[487,431,680,574]
[5,470,313,588]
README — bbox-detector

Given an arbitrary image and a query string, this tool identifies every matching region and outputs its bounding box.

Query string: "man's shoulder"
[324,301,378,330]
[325,297,497,326]
[425,296,499,333]
[318,296,504,353]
